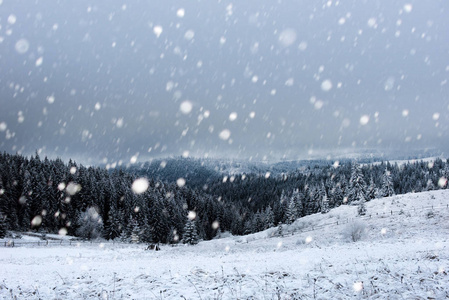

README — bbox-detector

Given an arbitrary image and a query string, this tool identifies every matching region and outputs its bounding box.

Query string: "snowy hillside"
[1,190,448,299]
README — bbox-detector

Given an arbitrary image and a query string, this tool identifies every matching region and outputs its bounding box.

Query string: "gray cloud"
[0,0,448,164]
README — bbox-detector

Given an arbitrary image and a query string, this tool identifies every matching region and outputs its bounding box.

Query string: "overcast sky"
[1,0,448,165]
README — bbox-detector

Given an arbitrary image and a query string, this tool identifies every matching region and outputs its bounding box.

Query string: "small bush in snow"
[76,207,103,240]
[296,239,306,246]
[343,220,366,242]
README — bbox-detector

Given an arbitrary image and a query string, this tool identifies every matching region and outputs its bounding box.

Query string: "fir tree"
[348,162,367,204]
[441,165,449,189]
[252,211,264,232]
[357,193,367,216]
[76,207,103,240]
[285,196,298,224]
[291,189,303,217]
[263,206,275,229]
[119,230,131,243]
[321,195,330,214]
[381,169,394,197]
[0,213,7,238]
[103,206,122,240]
[425,179,435,191]
[167,227,179,244]
[366,176,377,200]
[130,220,141,244]
[332,183,344,207]
[182,219,199,245]
[276,222,283,237]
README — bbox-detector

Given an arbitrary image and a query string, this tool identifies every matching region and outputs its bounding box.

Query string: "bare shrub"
[342,220,366,242]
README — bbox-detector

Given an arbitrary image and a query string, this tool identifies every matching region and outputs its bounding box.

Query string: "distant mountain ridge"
[122,153,443,188]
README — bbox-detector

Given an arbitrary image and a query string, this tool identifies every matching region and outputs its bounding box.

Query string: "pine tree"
[119,230,131,243]
[167,227,180,244]
[149,197,170,243]
[441,165,449,189]
[366,176,377,200]
[381,169,394,197]
[285,196,298,224]
[103,206,123,240]
[425,178,435,191]
[263,206,275,229]
[291,189,303,217]
[0,213,7,238]
[332,183,344,207]
[130,219,141,244]
[348,162,367,204]
[276,222,283,237]
[182,219,199,245]
[76,207,103,240]
[321,195,330,214]
[357,193,367,216]
[252,211,264,232]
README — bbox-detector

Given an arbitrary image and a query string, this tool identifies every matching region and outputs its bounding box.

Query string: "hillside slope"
[1,190,448,299]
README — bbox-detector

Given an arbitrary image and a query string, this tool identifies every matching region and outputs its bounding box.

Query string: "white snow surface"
[1,190,448,299]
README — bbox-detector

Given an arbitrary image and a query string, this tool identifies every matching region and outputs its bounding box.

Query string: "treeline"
[203,158,449,233]
[0,152,241,243]
[0,152,448,243]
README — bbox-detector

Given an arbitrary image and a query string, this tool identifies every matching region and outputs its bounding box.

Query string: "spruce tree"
[381,169,394,197]
[286,196,298,224]
[367,176,377,200]
[321,195,330,214]
[0,213,7,238]
[263,206,275,229]
[291,189,303,217]
[182,219,199,245]
[357,193,367,216]
[441,165,449,189]
[425,179,435,191]
[276,222,283,237]
[103,206,122,240]
[332,183,344,207]
[348,162,367,204]
[130,220,141,244]
[76,207,103,240]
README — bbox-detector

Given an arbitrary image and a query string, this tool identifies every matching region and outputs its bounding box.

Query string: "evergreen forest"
[0,152,448,243]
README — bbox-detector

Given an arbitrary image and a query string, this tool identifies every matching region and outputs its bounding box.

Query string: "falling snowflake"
[219,129,231,140]
[177,178,186,187]
[132,178,149,194]
[180,101,193,114]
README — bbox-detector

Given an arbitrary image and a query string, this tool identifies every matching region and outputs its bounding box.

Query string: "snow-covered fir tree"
[130,219,141,244]
[0,213,7,238]
[291,189,302,217]
[441,165,449,189]
[357,193,367,216]
[285,195,298,224]
[381,169,395,197]
[167,227,180,244]
[348,162,367,204]
[367,176,377,200]
[182,219,199,245]
[425,178,435,191]
[276,222,283,237]
[76,207,103,240]
[119,230,131,243]
[321,195,330,214]
[263,206,275,229]
[332,183,344,207]
[103,206,123,240]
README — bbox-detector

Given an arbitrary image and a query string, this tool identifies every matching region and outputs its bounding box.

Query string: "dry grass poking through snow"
[1,190,449,299]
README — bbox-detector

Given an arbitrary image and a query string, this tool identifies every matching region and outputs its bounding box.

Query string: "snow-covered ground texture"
[1,190,448,299]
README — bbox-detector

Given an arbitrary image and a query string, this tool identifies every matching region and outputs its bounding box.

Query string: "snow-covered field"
[1,190,448,299]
